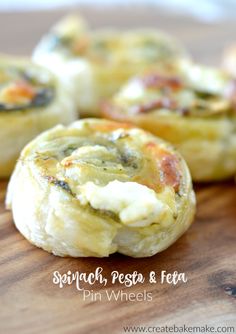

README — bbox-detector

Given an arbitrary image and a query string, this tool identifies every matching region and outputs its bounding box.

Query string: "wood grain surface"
[0,8,236,334]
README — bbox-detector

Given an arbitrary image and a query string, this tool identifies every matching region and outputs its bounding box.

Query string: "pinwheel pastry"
[33,15,189,116]
[0,55,77,178]
[102,63,236,181]
[6,119,195,258]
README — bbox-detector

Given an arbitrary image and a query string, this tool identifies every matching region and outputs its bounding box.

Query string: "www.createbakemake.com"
[52,267,187,301]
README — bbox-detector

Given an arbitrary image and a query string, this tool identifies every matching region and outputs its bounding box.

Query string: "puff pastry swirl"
[6,119,195,257]
[0,55,77,177]
[33,15,189,116]
[102,64,236,181]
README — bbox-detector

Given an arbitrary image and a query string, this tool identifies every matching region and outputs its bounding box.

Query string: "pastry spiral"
[0,55,77,177]
[6,119,195,258]
[102,64,236,181]
[33,15,189,116]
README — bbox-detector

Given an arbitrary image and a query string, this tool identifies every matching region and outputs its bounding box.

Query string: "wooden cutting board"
[0,8,236,334]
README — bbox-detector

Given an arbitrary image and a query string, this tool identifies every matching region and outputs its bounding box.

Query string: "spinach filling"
[0,66,54,112]
[0,87,54,111]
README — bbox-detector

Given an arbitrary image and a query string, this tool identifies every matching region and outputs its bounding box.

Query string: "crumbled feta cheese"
[77,180,169,227]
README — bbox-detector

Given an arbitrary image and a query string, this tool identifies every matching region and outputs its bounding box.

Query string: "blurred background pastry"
[33,15,190,117]
[102,63,236,181]
[0,55,77,177]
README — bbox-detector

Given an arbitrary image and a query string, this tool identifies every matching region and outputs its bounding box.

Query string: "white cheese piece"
[77,180,170,227]
[119,79,144,100]
[181,62,228,94]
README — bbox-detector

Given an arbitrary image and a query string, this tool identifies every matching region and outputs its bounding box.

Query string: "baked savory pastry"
[102,63,236,181]
[0,55,77,178]
[6,119,195,258]
[33,15,189,116]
